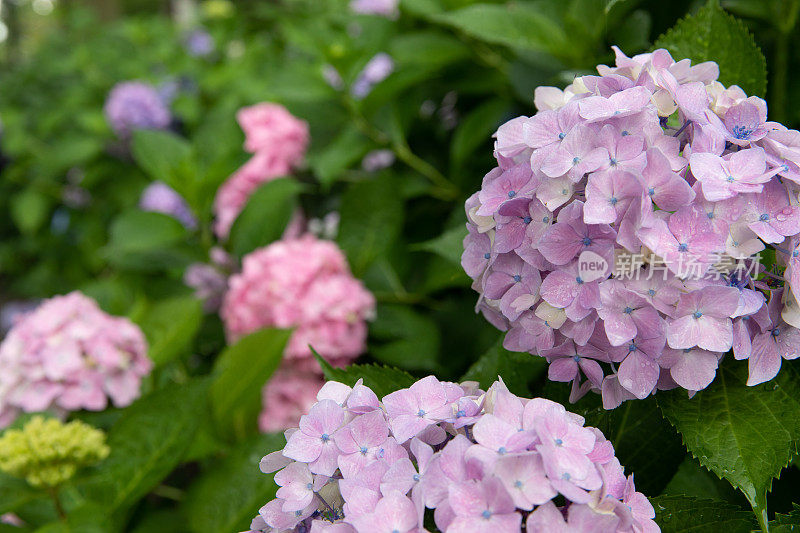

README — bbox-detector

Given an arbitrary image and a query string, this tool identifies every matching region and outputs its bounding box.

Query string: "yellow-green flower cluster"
[0,416,110,488]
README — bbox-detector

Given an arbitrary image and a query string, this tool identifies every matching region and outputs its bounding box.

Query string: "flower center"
[582,237,592,246]
[558,132,566,140]
[513,275,522,282]
[575,276,584,284]
[321,433,330,442]
[678,243,688,252]
[417,409,426,418]
[731,125,754,139]
[648,289,656,296]
[482,510,492,520]
[484,252,491,259]
[693,311,703,319]
[523,216,532,224]
[555,438,563,446]
[760,213,770,221]
[623,306,633,314]
[508,190,517,198]
[572,156,581,165]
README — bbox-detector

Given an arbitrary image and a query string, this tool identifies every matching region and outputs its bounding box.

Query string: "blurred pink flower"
[0,292,151,427]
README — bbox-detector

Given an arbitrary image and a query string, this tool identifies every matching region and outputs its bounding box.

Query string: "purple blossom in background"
[104,81,171,138]
[139,181,197,230]
[351,53,394,100]
[361,149,395,172]
[245,377,658,533]
[322,64,344,90]
[461,45,800,408]
[350,0,399,18]
[185,28,214,57]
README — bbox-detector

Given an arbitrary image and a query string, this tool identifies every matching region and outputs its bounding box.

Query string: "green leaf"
[654,0,767,97]
[432,3,569,54]
[771,503,800,532]
[370,304,440,371]
[134,295,204,367]
[663,457,747,506]
[337,175,404,276]
[182,433,283,533]
[131,130,196,197]
[658,363,800,516]
[650,495,756,532]
[586,397,685,495]
[10,188,50,235]
[315,353,416,398]
[461,338,546,396]
[308,126,371,189]
[450,99,508,170]
[389,31,470,68]
[81,380,208,512]
[210,328,292,439]
[228,178,304,259]
[413,225,468,267]
[104,210,193,271]
[0,472,38,514]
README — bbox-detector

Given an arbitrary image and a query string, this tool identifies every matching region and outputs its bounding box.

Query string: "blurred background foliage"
[2,0,800,531]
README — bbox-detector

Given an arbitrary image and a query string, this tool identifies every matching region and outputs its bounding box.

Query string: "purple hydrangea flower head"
[139,181,197,229]
[104,81,171,138]
[248,377,660,532]
[462,46,800,406]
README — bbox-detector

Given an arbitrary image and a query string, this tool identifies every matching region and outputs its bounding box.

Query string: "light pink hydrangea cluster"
[246,376,658,533]
[221,235,375,431]
[214,103,309,238]
[462,47,800,408]
[0,292,151,428]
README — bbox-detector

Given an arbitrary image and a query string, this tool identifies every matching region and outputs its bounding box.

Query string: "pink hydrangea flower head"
[259,370,326,433]
[0,292,151,427]
[248,377,659,532]
[236,103,310,165]
[462,46,800,406]
[222,235,375,431]
[213,151,293,239]
[104,81,171,138]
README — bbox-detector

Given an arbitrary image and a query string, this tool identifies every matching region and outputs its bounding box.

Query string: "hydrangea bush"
[463,46,800,408]
[247,376,657,532]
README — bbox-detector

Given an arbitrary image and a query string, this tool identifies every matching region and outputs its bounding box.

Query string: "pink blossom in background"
[462,46,800,407]
[213,151,292,238]
[258,370,325,433]
[0,292,151,428]
[104,81,171,138]
[244,377,659,533]
[221,235,375,431]
[236,103,309,164]
[222,235,375,363]
[349,0,399,18]
[213,104,309,239]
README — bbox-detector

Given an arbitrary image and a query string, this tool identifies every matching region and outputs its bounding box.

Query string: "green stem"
[48,486,67,522]
[391,141,459,200]
[746,488,770,533]
[343,98,459,200]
